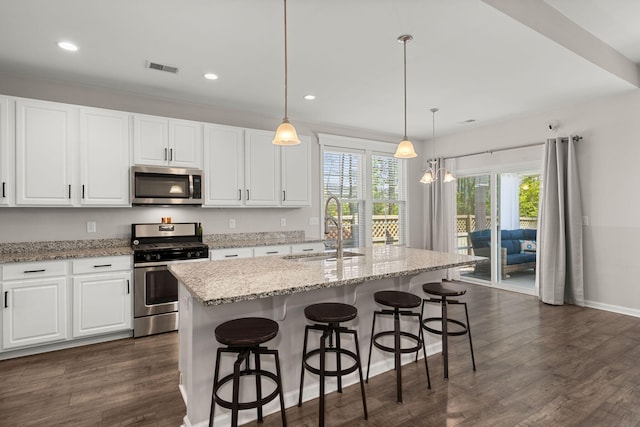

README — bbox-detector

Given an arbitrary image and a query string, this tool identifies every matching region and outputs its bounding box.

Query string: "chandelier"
[419,108,455,183]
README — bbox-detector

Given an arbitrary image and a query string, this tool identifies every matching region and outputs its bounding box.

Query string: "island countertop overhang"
[169,246,485,307]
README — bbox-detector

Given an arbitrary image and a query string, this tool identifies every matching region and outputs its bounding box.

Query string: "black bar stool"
[366,290,431,403]
[298,302,367,426]
[210,317,286,427]
[421,281,476,379]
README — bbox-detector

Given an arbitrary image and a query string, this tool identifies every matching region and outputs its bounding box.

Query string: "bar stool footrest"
[302,347,360,377]
[372,330,422,354]
[422,317,469,336]
[214,369,281,412]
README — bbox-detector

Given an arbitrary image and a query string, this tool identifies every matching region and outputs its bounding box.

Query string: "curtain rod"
[442,135,582,161]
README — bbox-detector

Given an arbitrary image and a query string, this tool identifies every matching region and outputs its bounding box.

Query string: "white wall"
[414,89,640,314]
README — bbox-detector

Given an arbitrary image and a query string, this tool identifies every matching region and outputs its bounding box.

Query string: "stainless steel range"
[131,222,208,337]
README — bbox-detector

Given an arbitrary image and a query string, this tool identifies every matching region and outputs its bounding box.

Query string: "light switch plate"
[280,218,286,227]
[86,221,96,233]
[229,219,236,229]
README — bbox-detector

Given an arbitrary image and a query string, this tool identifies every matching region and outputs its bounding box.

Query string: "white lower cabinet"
[1,256,133,354]
[72,256,132,338]
[2,260,68,350]
[209,247,253,261]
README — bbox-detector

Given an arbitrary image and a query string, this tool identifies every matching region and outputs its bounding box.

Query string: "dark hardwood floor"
[2,283,640,426]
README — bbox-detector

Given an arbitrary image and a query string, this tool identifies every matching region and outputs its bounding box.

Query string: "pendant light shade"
[273,0,300,146]
[393,35,417,159]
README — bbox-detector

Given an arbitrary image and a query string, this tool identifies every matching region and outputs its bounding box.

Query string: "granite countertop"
[0,239,133,264]
[169,246,485,307]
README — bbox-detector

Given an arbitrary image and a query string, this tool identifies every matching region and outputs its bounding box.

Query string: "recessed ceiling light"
[303,94,316,101]
[57,41,78,52]
[203,73,218,80]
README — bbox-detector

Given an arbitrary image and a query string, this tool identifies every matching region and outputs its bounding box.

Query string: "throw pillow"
[520,240,537,253]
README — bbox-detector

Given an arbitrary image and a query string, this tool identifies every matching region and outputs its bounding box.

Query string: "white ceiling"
[0,0,638,140]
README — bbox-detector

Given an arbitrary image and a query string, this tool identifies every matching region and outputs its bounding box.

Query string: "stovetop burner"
[131,222,209,264]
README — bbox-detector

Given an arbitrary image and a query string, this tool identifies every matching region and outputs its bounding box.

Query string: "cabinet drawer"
[290,242,325,254]
[210,248,253,260]
[253,245,291,257]
[72,256,132,275]
[2,260,67,281]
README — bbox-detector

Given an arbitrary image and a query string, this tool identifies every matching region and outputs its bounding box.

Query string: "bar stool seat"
[421,281,476,379]
[366,290,430,403]
[298,302,367,427]
[210,317,286,427]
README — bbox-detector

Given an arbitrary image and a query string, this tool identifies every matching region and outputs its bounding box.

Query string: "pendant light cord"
[283,0,289,121]
[403,38,407,139]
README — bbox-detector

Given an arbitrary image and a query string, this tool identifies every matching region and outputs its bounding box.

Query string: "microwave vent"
[145,61,179,74]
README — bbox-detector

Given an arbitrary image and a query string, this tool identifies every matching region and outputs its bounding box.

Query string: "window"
[320,134,407,248]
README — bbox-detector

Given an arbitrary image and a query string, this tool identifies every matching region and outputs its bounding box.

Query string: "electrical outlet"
[86,221,97,233]
[229,219,236,229]
[280,218,286,227]
[309,217,319,226]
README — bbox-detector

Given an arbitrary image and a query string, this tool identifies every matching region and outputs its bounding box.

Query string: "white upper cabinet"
[203,124,244,206]
[133,114,202,168]
[79,108,131,206]
[203,127,312,208]
[281,135,311,207]
[15,99,77,206]
[0,96,14,206]
[245,129,280,207]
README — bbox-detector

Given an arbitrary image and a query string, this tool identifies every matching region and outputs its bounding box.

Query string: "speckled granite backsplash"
[0,238,130,255]
[204,230,311,249]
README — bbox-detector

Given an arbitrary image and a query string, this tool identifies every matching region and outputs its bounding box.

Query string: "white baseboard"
[584,299,640,318]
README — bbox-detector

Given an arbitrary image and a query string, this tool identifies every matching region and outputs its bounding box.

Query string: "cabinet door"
[169,119,202,168]
[2,277,68,349]
[133,115,168,166]
[281,135,311,206]
[245,129,280,206]
[203,124,244,206]
[15,99,77,206]
[0,96,14,206]
[79,108,131,206]
[73,272,132,337]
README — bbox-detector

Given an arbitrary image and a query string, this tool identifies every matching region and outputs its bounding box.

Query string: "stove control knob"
[144,254,152,262]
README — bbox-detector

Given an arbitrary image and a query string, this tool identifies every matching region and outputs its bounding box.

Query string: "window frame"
[319,134,408,247]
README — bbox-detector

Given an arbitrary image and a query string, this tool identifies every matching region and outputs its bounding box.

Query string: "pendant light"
[273,0,301,145]
[393,35,418,158]
[420,108,456,183]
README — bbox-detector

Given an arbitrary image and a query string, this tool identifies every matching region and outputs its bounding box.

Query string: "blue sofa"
[469,229,537,278]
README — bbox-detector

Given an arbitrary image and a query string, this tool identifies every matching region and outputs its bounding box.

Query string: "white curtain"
[424,158,458,278]
[537,137,584,305]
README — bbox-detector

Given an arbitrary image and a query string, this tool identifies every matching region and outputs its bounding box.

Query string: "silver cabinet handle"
[283,190,286,201]
[246,189,250,200]
[302,248,313,252]
[238,189,242,200]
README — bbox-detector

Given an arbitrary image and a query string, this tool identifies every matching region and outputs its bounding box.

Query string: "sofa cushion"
[506,252,536,265]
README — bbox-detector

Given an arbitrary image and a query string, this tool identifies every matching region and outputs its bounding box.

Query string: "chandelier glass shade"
[420,108,456,183]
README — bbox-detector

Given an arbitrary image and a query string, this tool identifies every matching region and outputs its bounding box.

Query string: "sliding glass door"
[457,170,539,290]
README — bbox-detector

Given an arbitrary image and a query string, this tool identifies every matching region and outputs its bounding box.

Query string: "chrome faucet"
[324,195,343,259]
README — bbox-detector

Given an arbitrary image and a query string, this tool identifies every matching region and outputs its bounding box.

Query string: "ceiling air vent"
[145,60,179,74]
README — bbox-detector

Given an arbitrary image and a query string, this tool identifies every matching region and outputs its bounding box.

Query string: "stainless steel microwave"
[131,165,203,206]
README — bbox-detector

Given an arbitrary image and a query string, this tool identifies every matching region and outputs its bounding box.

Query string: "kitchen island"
[170,246,483,427]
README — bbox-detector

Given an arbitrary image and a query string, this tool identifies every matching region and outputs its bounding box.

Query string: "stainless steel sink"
[284,251,365,262]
